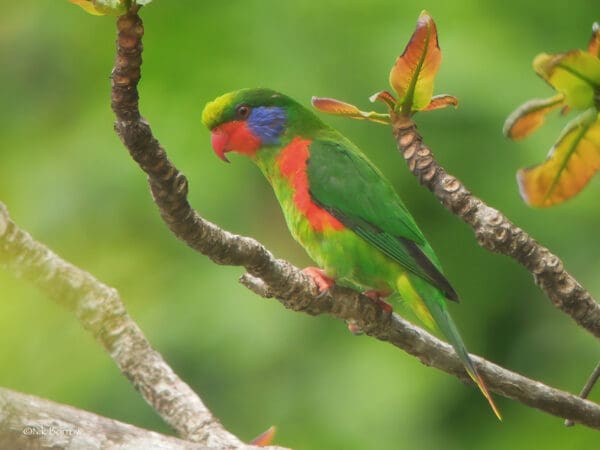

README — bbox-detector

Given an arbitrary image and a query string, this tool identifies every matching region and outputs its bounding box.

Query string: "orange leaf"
[389,11,441,113]
[588,22,600,57]
[311,97,363,116]
[69,0,104,14]
[369,90,397,110]
[250,426,277,447]
[422,94,459,111]
[503,94,565,140]
[518,110,600,207]
[311,97,390,124]
[68,0,129,15]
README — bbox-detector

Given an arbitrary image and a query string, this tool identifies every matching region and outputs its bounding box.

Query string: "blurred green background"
[1,1,599,449]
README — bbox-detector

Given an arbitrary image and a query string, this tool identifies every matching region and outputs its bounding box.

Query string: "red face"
[210,121,262,162]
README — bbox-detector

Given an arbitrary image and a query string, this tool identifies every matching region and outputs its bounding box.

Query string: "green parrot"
[202,88,500,419]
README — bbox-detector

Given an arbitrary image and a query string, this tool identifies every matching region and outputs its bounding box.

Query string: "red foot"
[363,290,394,314]
[302,267,335,293]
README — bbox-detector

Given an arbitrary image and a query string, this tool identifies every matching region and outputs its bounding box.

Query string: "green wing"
[307,138,458,301]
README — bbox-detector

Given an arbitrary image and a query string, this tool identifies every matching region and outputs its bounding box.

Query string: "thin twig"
[565,360,600,427]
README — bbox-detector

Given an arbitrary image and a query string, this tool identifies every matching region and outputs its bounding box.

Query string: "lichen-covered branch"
[107,9,600,428]
[0,387,207,450]
[0,203,272,449]
[391,115,600,339]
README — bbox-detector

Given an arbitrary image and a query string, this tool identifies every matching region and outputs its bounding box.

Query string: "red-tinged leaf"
[311,97,390,124]
[518,109,600,207]
[534,50,600,110]
[69,0,127,15]
[250,426,276,447]
[389,11,442,113]
[369,90,397,110]
[503,94,565,140]
[68,0,151,15]
[422,94,459,111]
[588,22,600,57]
[311,97,363,116]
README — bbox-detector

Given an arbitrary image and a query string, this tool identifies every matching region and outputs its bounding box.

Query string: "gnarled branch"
[391,115,600,339]
[107,9,600,428]
[0,387,207,450]
[0,203,275,449]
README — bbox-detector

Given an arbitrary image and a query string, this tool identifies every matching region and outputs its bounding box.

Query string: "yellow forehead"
[201,91,236,129]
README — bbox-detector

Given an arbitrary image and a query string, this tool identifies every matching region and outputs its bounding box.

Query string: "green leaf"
[533,50,600,110]
[518,109,600,207]
[389,11,441,113]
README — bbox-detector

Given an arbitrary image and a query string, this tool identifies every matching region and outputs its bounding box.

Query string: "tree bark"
[105,8,600,428]
[0,387,207,450]
[0,203,276,449]
[391,115,600,339]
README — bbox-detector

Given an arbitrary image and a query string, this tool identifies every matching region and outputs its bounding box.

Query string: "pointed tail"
[433,303,502,420]
[397,273,502,420]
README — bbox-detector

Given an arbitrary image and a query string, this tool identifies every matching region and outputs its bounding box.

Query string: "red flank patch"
[278,138,344,232]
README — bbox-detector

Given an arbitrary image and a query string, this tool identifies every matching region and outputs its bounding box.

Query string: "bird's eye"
[235,104,251,120]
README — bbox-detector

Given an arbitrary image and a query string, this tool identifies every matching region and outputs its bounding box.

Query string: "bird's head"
[202,88,294,162]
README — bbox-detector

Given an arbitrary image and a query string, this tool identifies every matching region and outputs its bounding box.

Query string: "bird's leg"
[302,267,362,335]
[302,266,335,294]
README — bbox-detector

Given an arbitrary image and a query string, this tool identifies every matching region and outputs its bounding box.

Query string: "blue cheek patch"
[247,106,287,145]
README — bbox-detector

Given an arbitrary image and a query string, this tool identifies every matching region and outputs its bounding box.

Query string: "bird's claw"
[346,320,364,335]
[302,266,335,294]
[363,290,394,314]
[315,289,329,300]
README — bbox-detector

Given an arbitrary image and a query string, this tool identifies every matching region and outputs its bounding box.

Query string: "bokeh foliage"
[1,2,599,449]
[504,24,600,207]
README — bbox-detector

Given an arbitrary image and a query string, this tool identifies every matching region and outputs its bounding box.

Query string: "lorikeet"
[202,88,501,419]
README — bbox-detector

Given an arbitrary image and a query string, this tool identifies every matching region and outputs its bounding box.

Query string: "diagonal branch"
[111,12,315,304]
[390,114,600,339]
[2,200,600,430]
[240,274,600,428]
[0,203,274,450]
[108,9,600,428]
[0,387,207,450]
